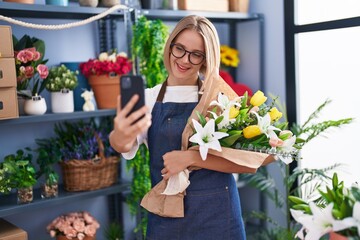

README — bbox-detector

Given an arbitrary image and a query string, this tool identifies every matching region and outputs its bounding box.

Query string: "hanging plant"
[127,15,168,237]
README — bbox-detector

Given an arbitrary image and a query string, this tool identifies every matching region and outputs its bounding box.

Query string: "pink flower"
[16,49,34,63]
[47,211,100,239]
[37,64,49,79]
[73,219,85,232]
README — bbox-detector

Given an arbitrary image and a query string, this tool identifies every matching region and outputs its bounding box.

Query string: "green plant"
[104,221,124,240]
[45,64,79,92]
[238,99,354,239]
[127,15,168,237]
[35,139,61,185]
[289,172,360,239]
[132,15,168,87]
[2,148,37,190]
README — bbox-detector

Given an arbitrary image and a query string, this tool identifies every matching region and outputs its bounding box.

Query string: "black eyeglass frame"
[170,43,206,65]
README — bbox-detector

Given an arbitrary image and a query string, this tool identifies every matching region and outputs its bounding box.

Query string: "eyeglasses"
[170,43,205,65]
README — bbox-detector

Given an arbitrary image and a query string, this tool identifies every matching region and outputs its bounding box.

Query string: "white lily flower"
[290,209,311,240]
[189,119,229,160]
[276,135,297,164]
[253,112,281,137]
[208,108,236,129]
[347,202,360,237]
[209,92,241,111]
[291,202,355,240]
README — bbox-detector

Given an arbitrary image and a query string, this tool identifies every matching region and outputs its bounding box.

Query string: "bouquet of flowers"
[189,90,299,164]
[289,173,360,240]
[13,35,49,98]
[140,72,300,218]
[79,50,132,77]
[47,211,100,240]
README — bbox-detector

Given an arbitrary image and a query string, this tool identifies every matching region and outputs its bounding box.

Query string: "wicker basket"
[60,135,120,192]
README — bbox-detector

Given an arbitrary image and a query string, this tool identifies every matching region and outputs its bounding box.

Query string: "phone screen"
[120,75,145,118]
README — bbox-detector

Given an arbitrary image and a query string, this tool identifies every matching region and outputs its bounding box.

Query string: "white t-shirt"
[121,84,199,159]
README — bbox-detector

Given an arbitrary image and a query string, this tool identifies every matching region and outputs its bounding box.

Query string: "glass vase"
[17,186,33,204]
[41,182,58,198]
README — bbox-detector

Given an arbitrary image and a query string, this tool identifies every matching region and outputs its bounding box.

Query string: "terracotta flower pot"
[88,74,120,109]
[329,231,348,240]
[56,235,95,240]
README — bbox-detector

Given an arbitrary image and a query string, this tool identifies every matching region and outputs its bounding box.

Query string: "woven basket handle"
[93,132,106,164]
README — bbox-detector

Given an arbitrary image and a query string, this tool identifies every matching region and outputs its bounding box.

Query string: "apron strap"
[156,78,203,102]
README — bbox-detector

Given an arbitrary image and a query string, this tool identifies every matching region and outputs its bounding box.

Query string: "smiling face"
[167,29,205,86]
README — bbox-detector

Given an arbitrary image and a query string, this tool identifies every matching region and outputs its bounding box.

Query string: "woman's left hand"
[161,151,191,180]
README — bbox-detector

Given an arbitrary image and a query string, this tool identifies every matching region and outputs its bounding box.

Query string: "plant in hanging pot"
[2,148,37,204]
[79,50,132,109]
[45,64,79,113]
[13,34,49,115]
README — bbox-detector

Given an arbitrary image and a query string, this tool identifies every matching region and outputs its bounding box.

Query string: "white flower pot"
[24,95,47,115]
[51,90,74,113]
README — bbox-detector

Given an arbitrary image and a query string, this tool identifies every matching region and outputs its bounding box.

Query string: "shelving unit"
[0,4,264,239]
[0,109,115,126]
[0,181,130,218]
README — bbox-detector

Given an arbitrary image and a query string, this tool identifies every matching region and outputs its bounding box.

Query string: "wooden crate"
[0,219,28,240]
[178,0,229,12]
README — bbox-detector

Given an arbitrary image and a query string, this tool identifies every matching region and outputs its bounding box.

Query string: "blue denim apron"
[146,81,246,240]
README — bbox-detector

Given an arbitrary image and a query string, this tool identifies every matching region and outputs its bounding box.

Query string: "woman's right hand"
[109,94,151,153]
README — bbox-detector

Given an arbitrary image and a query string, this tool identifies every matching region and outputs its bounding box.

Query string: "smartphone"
[120,75,145,118]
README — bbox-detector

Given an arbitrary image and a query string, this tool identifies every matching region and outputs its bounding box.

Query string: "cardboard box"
[0,58,17,87]
[0,26,14,58]
[178,0,229,12]
[0,219,28,240]
[229,0,249,13]
[0,87,19,120]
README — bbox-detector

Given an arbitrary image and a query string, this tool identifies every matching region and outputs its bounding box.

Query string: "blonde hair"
[163,15,220,81]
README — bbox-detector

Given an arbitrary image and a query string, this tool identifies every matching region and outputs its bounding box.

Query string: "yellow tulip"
[229,106,240,119]
[269,107,283,121]
[250,91,267,106]
[243,125,262,139]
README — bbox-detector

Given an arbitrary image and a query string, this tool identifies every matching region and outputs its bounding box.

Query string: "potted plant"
[45,64,79,113]
[289,172,360,240]
[13,34,49,115]
[3,148,37,204]
[79,50,132,109]
[47,211,100,240]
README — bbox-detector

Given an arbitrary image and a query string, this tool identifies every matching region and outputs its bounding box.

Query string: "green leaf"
[221,131,242,146]
[215,115,224,125]
[288,196,307,205]
[332,172,338,190]
[291,204,311,212]
[195,111,207,126]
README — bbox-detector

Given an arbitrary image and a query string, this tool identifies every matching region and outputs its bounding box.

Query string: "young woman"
[110,15,247,240]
